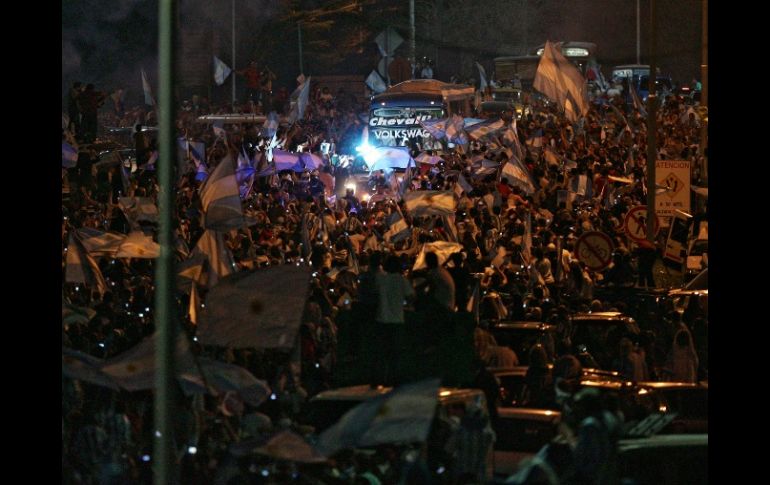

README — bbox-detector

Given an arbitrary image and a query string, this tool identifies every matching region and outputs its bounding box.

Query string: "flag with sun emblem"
[100,332,197,391]
[316,379,441,456]
[197,265,312,349]
[403,190,457,217]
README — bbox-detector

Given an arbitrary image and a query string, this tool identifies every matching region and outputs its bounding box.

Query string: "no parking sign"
[575,231,614,271]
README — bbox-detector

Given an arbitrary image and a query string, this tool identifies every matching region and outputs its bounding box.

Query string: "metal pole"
[410,0,416,79]
[385,27,391,86]
[646,0,657,243]
[155,0,177,484]
[699,0,708,181]
[636,0,641,64]
[232,0,236,109]
[523,0,528,55]
[298,21,303,75]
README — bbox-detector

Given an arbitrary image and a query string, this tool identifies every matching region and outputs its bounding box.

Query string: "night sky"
[62,0,704,107]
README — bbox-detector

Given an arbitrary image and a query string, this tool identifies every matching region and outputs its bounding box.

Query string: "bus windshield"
[368,80,473,148]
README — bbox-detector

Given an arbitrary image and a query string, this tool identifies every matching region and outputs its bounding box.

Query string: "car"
[94,147,137,172]
[305,385,495,481]
[493,407,561,478]
[479,100,515,119]
[569,312,640,369]
[685,238,708,281]
[667,285,708,323]
[488,322,558,365]
[636,381,708,434]
[617,434,708,485]
[579,379,708,435]
[492,366,622,409]
[492,366,537,408]
[637,75,673,101]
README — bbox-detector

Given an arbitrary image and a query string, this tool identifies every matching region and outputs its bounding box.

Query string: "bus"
[493,42,599,103]
[367,79,474,148]
[533,41,598,76]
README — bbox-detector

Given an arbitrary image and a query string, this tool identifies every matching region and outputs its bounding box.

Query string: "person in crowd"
[61,74,707,482]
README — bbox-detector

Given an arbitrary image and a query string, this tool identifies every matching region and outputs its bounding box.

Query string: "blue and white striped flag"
[316,379,441,457]
[141,68,155,106]
[199,154,245,231]
[213,56,232,86]
[272,149,302,171]
[288,76,312,124]
[630,82,648,117]
[198,265,312,349]
[65,233,108,295]
[501,155,536,194]
[365,70,387,94]
[457,173,473,195]
[212,120,226,139]
[101,332,198,391]
[445,114,468,145]
[62,142,78,168]
[262,111,280,138]
[144,150,158,171]
[466,118,505,141]
[418,117,449,140]
[476,62,488,91]
[236,148,256,199]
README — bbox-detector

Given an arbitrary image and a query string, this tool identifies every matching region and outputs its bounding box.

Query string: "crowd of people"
[62,70,707,484]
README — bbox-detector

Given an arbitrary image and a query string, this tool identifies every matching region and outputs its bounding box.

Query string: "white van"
[611,64,650,85]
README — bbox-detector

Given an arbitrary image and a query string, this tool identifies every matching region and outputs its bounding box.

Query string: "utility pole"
[298,21,304,75]
[230,0,235,108]
[410,0,415,79]
[636,0,641,64]
[232,0,236,109]
[155,0,177,484]
[646,0,657,243]
[523,0,528,55]
[385,28,391,86]
[700,0,708,181]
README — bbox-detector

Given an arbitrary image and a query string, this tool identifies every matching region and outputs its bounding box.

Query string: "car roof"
[580,379,636,390]
[618,434,708,451]
[571,312,634,323]
[491,366,621,381]
[637,381,708,390]
[371,92,444,106]
[491,366,535,377]
[668,289,708,298]
[481,101,514,110]
[310,385,484,403]
[497,407,561,421]
[492,321,556,331]
[613,64,650,70]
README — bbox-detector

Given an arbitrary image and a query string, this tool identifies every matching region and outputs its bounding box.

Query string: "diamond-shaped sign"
[375,28,403,56]
[658,172,684,199]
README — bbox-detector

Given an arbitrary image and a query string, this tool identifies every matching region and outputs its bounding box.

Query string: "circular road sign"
[624,205,660,243]
[575,231,614,271]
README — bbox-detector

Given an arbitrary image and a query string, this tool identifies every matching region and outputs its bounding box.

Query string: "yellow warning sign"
[658,172,685,199]
[655,160,690,221]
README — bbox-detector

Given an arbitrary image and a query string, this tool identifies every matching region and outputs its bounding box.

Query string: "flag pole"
[646,0,658,244]
[232,0,236,110]
[155,0,178,484]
